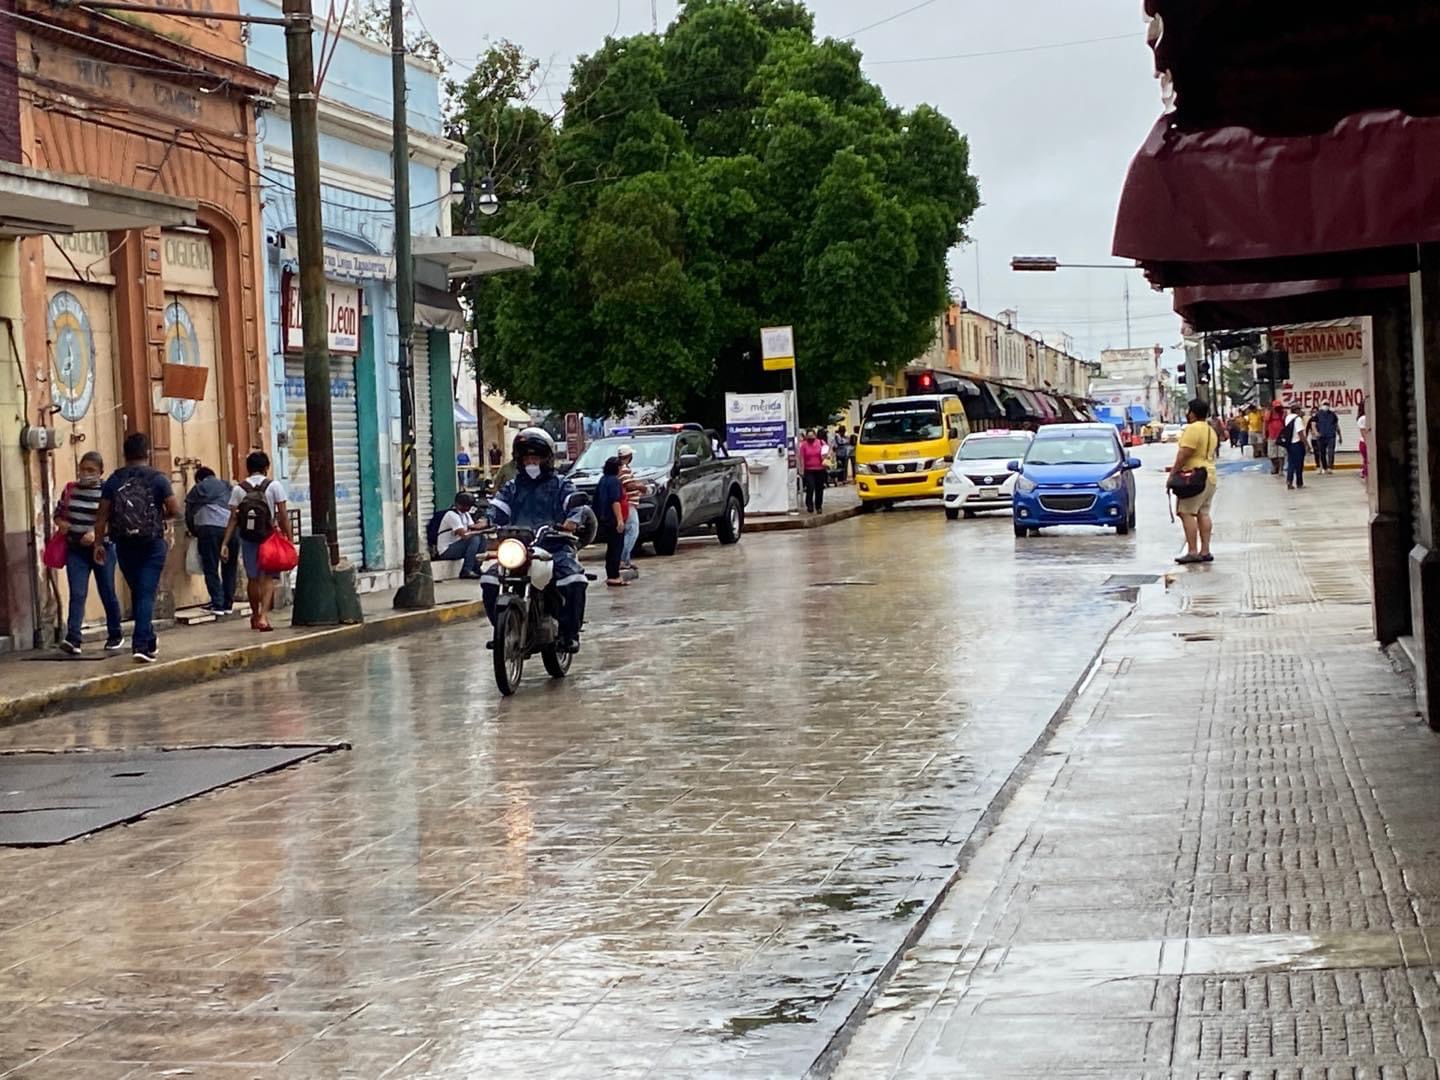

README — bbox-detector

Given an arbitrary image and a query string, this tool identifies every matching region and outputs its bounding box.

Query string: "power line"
[844,0,942,38]
[867,31,1138,65]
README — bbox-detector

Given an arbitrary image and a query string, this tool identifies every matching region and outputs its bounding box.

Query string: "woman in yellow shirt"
[1173,397,1219,565]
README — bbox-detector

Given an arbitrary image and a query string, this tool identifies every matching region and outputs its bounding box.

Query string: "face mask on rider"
[524,464,542,479]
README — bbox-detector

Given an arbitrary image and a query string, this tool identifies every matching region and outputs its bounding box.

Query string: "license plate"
[980,487,1000,499]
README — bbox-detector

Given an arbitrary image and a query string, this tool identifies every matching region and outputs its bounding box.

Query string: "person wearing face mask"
[54,451,125,655]
[480,428,590,652]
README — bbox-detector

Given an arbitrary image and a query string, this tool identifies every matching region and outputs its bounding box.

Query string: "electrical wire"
[844,0,942,39]
[867,31,1139,65]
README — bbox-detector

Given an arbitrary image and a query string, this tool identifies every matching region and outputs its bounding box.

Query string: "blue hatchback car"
[1008,423,1142,537]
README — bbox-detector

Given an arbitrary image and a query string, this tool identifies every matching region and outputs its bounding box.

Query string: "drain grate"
[0,744,345,846]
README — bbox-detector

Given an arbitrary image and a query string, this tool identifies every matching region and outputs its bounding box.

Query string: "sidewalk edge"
[0,601,486,731]
[804,600,1138,1080]
[748,506,862,532]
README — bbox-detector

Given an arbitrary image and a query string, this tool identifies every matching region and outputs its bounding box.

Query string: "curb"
[748,506,863,532]
[0,600,487,731]
[804,599,1139,1080]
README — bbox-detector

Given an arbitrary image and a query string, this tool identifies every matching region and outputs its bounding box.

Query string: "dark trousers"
[600,523,624,580]
[482,581,587,641]
[804,469,827,512]
[1286,442,1308,487]
[115,537,168,654]
[439,535,484,576]
[1313,435,1336,470]
[65,541,122,645]
[195,525,238,609]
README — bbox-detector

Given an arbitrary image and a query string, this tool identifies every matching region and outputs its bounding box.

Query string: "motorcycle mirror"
[566,492,591,510]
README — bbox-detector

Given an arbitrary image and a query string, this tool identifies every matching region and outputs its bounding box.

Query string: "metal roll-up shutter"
[412,333,435,525]
[1407,353,1422,545]
[284,354,365,567]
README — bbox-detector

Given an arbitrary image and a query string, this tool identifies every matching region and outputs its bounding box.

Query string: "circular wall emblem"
[163,301,203,423]
[47,291,96,423]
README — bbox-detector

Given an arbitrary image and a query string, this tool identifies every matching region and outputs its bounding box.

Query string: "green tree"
[460,0,979,424]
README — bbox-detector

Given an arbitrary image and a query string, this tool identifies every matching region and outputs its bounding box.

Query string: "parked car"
[1161,424,1185,443]
[1010,423,1142,537]
[566,425,749,555]
[942,429,1035,520]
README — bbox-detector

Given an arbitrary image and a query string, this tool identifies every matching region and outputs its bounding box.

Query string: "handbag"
[1166,426,1215,499]
[184,537,204,576]
[257,530,298,574]
[42,529,69,570]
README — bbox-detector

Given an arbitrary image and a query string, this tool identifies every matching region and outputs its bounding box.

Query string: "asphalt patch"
[0,744,345,846]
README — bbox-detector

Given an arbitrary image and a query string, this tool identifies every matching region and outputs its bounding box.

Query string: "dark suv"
[566,424,749,555]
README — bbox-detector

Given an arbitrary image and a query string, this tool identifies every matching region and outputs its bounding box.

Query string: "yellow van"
[855,394,970,510]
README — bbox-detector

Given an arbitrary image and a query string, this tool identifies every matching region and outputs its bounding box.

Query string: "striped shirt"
[62,482,102,537]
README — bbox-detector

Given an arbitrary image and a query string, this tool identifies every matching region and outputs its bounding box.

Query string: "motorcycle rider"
[480,428,589,652]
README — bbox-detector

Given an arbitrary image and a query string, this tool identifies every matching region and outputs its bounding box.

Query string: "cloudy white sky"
[414,0,1182,364]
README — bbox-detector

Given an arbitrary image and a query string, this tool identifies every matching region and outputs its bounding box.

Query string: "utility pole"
[391,0,434,609]
[1124,276,1132,349]
[285,0,354,625]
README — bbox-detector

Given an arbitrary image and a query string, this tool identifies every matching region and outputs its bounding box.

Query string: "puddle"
[887,899,926,920]
[801,888,873,912]
[725,995,824,1036]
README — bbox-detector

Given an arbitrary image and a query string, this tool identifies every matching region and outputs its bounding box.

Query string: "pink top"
[799,438,826,472]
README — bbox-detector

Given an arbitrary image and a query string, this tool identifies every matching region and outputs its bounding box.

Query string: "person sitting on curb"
[434,492,484,579]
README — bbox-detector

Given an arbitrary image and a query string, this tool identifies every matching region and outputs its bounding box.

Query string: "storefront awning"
[1174,277,1408,332]
[0,162,196,237]
[454,403,478,426]
[481,392,530,426]
[415,282,465,331]
[1127,404,1152,424]
[413,235,535,279]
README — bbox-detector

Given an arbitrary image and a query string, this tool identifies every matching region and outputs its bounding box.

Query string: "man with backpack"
[221,451,292,633]
[93,432,180,663]
[428,492,484,578]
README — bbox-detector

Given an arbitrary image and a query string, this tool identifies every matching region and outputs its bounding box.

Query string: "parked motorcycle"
[486,519,594,696]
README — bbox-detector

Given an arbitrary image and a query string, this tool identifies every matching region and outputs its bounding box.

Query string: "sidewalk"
[0,580,486,728]
[832,466,1434,1078]
[749,484,862,532]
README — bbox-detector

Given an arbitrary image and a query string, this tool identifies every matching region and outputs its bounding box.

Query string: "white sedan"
[942,430,1036,520]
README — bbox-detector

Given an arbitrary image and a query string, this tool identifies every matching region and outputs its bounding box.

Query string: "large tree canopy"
[456,0,979,424]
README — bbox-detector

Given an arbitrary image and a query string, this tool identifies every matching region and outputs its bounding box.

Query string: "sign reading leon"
[283,275,362,355]
[1272,319,1367,428]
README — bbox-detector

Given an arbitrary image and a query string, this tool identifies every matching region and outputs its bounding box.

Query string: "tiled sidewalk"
[832,469,1437,1078]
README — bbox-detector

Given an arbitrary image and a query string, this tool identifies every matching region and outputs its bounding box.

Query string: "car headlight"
[497,538,529,570]
[1014,474,1037,494]
[1099,472,1123,492]
[856,463,874,475]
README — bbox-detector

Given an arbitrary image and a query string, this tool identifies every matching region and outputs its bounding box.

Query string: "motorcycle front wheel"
[542,642,572,678]
[493,605,526,696]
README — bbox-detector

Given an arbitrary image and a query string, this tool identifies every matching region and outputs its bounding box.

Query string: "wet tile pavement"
[831,464,1440,1078]
[0,453,1193,1078]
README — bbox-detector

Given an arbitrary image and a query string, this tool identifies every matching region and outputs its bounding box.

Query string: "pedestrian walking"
[1357,400,1369,481]
[1265,400,1288,475]
[94,432,178,663]
[1247,405,1264,457]
[831,425,853,482]
[487,442,502,470]
[617,445,642,573]
[185,465,238,615]
[799,429,827,513]
[221,451,293,633]
[54,451,124,655]
[1283,405,1309,489]
[597,456,628,587]
[1311,403,1340,473]
[1227,413,1242,449]
[1171,397,1220,565]
[433,492,484,578]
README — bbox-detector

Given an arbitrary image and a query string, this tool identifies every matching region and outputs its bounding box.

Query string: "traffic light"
[1176,366,1187,386]
[1274,349,1291,382]
[1198,359,1212,385]
[907,370,937,394]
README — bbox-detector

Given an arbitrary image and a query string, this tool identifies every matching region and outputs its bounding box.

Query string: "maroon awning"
[1174,277,1408,332]
[1114,110,1440,288]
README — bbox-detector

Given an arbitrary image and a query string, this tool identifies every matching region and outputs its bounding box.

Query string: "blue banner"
[725,420,788,451]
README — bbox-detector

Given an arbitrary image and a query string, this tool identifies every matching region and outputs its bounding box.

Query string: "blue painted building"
[242,2,464,586]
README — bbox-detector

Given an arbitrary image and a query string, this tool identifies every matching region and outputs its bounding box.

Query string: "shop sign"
[725,393,788,450]
[1274,320,1367,426]
[283,274,362,355]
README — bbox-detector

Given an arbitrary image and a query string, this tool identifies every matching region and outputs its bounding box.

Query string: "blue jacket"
[489,470,586,551]
[1314,408,1341,439]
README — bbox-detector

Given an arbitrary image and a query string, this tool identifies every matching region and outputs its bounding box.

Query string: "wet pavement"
[0,451,1196,1078]
[832,463,1438,1078]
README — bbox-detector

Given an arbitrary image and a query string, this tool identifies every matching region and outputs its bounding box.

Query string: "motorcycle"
[486,520,594,696]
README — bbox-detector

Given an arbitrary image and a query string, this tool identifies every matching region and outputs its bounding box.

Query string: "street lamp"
[1010,254,1144,348]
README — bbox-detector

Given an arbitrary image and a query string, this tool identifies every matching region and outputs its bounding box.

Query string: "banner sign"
[283,273,362,355]
[1273,320,1366,428]
[725,393,788,451]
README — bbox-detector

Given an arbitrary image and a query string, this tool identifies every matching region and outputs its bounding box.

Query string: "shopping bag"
[257,531,298,574]
[42,530,68,570]
[184,537,204,576]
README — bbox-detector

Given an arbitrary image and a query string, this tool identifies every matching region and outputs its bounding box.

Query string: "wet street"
[3,452,1192,1077]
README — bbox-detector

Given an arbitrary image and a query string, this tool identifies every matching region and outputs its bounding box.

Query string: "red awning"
[1174,277,1408,332]
[1114,110,1440,288]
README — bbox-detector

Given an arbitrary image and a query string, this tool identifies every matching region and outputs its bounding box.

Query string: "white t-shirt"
[1285,415,1307,443]
[437,509,473,551]
[230,475,288,516]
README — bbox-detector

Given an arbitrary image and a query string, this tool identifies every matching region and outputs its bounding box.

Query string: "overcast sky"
[416,0,1181,364]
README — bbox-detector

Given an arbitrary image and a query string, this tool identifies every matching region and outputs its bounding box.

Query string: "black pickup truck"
[564,424,749,555]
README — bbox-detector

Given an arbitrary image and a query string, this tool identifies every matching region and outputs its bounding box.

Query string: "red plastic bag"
[43,530,68,570]
[257,531,298,574]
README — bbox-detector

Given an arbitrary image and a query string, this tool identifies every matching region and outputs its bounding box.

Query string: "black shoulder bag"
[1167,428,1214,499]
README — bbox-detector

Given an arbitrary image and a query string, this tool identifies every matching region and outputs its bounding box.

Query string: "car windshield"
[1026,436,1119,467]
[861,407,944,444]
[959,436,1031,461]
[573,437,672,471]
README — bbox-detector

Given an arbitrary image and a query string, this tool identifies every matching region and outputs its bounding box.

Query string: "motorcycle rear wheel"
[542,643,572,678]
[493,606,525,696]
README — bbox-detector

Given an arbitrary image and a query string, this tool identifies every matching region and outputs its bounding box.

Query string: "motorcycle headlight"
[1014,474,1037,494]
[497,538,529,570]
[1099,472,1123,492]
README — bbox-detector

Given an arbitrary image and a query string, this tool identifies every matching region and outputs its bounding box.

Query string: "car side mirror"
[1125,457,1142,470]
[565,492,591,510]
[678,454,702,470]
[1006,460,1021,472]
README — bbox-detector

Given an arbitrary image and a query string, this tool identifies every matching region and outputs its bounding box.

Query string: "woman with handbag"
[1170,398,1220,565]
[54,451,125,654]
